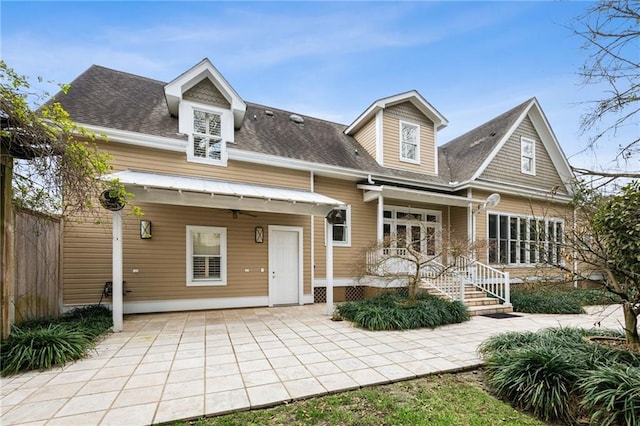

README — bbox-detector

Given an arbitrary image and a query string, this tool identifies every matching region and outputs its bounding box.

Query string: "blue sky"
[1,1,630,171]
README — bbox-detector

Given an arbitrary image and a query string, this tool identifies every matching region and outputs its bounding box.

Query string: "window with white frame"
[400,121,420,163]
[383,207,440,256]
[186,226,227,286]
[193,109,222,160]
[521,137,536,175]
[327,206,351,247]
[488,213,563,265]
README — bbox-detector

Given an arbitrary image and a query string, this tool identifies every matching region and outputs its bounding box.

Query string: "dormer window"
[193,109,222,160]
[521,136,536,175]
[400,121,420,164]
[181,101,232,166]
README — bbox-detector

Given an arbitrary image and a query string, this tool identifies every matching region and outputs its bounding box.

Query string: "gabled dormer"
[345,91,448,175]
[164,58,246,166]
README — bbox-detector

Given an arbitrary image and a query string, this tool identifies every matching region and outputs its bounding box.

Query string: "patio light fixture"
[140,220,152,239]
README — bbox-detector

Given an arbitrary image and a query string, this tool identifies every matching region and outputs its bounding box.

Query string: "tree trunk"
[622,302,639,351]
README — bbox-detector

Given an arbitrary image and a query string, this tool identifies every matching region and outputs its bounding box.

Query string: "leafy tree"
[590,180,640,349]
[0,60,114,215]
[570,0,640,181]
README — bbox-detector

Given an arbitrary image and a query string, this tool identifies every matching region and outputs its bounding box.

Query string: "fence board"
[14,209,61,322]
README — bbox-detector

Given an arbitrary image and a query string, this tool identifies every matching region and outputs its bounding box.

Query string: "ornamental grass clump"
[579,365,640,426]
[336,292,469,331]
[0,304,112,376]
[480,327,640,425]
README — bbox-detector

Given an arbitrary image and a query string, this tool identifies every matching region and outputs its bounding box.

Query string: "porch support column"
[325,219,334,316]
[377,195,384,242]
[112,211,123,332]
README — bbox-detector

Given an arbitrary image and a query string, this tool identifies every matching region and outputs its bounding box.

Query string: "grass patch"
[480,327,640,424]
[511,287,620,314]
[168,371,545,426]
[0,304,112,376]
[336,292,469,331]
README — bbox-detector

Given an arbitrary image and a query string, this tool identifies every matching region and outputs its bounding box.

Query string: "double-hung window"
[193,109,222,160]
[400,121,420,164]
[186,226,227,286]
[521,137,536,175]
[327,206,351,247]
[488,213,563,265]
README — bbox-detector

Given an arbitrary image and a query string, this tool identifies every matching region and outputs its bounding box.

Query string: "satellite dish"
[485,193,501,208]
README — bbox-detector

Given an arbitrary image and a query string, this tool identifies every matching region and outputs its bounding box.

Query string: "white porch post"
[112,211,123,332]
[325,219,334,316]
[377,195,384,242]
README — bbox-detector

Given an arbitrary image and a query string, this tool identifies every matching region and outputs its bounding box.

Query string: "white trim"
[462,180,574,203]
[433,121,439,175]
[486,211,565,266]
[345,90,448,135]
[268,226,304,306]
[76,123,187,152]
[470,100,532,181]
[375,110,384,165]
[313,278,358,287]
[112,211,123,332]
[124,296,268,314]
[325,205,351,247]
[186,225,227,286]
[164,58,246,128]
[520,136,536,175]
[358,184,488,207]
[399,120,420,164]
[228,148,454,191]
[468,98,574,195]
[182,101,231,166]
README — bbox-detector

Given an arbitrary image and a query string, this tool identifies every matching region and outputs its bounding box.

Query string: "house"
[55,59,575,329]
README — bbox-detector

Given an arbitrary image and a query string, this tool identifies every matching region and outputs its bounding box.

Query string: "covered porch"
[357,183,511,313]
[102,170,346,331]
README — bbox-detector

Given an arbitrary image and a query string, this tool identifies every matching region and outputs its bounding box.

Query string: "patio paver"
[0,304,623,425]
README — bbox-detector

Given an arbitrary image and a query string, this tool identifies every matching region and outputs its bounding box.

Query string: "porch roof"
[357,184,486,207]
[103,170,344,216]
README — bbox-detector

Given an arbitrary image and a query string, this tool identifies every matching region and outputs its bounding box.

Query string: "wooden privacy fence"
[13,208,62,323]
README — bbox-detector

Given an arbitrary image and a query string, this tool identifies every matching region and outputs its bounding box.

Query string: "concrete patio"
[0,304,624,426]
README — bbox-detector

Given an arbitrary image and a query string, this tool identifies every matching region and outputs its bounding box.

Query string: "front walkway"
[0,304,623,425]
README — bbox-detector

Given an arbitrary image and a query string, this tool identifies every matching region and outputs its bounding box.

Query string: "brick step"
[467,304,514,317]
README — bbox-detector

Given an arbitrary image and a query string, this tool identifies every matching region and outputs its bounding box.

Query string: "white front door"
[269,226,302,306]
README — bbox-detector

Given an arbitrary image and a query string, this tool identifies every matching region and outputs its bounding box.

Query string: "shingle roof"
[439,99,533,183]
[55,64,536,189]
[54,65,183,140]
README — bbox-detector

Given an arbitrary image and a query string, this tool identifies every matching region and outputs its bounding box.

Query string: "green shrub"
[0,324,91,375]
[480,327,639,424]
[579,365,640,426]
[511,289,584,314]
[0,304,112,376]
[485,343,584,423]
[336,292,469,331]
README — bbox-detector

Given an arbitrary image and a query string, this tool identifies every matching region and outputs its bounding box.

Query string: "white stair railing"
[366,249,511,306]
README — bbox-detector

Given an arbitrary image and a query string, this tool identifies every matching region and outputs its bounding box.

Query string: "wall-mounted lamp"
[140,220,152,239]
[255,226,264,243]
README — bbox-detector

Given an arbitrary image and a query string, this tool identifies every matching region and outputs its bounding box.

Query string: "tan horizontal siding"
[63,203,312,305]
[353,118,377,160]
[480,116,567,194]
[313,177,377,279]
[382,102,436,174]
[98,141,310,190]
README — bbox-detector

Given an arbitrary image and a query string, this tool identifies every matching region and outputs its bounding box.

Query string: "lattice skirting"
[314,286,364,303]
